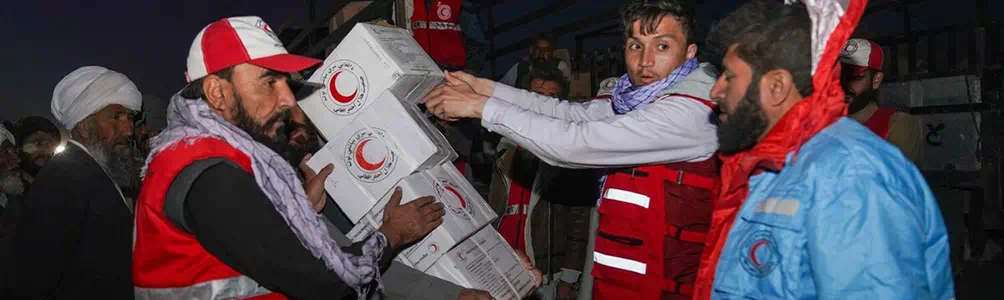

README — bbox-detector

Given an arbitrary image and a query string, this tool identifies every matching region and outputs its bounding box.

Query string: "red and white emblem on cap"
[435,177,473,218]
[318,60,369,116]
[841,42,858,57]
[429,243,440,253]
[838,38,883,73]
[255,19,274,33]
[185,16,320,83]
[254,19,280,40]
[437,3,452,20]
[343,128,397,183]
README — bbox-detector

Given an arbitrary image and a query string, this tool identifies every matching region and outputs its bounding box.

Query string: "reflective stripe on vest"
[602,188,651,209]
[134,275,272,299]
[593,159,718,299]
[593,251,647,275]
[133,138,281,299]
[411,21,462,31]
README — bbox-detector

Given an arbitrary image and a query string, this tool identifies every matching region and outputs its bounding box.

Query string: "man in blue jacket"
[694,0,955,299]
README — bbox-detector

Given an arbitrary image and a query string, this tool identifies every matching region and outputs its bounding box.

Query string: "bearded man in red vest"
[840,38,922,162]
[132,16,446,299]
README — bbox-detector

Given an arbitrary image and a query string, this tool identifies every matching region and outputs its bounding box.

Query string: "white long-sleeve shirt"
[480,63,720,169]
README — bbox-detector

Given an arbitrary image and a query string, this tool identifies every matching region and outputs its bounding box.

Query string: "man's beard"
[283,123,320,166]
[847,87,877,115]
[715,80,770,154]
[1,170,25,195]
[232,92,293,156]
[86,136,143,193]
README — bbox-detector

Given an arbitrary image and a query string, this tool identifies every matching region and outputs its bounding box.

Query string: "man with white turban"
[1,66,141,299]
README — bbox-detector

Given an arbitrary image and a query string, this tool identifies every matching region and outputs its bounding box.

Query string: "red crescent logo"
[443,186,467,209]
[354,139,386,171]
[329,71,358,104]
[750,240,769,267]
[429,244,439,253]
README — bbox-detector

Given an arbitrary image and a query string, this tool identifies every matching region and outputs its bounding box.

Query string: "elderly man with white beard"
[1,66,142,299]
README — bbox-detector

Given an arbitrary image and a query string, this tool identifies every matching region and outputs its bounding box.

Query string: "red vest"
[133,137,286,300]
[411,0,466,68]
[863,107,896,138]
[592,95,719,300]
[496,148,534,251]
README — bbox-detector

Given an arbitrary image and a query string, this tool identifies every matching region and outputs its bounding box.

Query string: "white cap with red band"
[839,38,884,74]
[185,16,321,82]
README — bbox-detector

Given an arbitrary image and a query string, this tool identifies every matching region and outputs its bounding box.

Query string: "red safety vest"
[411,0,466,69]
[862,107,896,138]
[592,95,719,300]
[495,147,533,251]
[133,137,286,300]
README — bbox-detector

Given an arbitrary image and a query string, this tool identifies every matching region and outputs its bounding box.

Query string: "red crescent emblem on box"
[443,186,467,209]
[354,139,387,171]
[329,71,358,104]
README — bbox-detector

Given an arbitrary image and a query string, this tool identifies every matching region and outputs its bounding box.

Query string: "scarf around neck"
[692,0,865,298]
[610,57,699,115]
[145,94,387,299]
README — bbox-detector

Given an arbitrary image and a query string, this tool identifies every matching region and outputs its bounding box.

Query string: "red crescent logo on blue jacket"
[739,229,780,277]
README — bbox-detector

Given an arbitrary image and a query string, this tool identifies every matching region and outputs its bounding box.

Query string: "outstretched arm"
[438,71,616,122]
[478,96,717,168]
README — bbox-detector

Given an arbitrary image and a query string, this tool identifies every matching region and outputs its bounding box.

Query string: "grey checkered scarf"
[144,94,386,298]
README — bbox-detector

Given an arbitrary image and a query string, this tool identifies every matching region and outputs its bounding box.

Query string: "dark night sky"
[0,0,309,122]
[2,0,999,122]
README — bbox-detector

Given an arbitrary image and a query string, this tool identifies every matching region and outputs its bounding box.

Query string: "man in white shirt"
[499,33,572,89]
[424,1,719,299]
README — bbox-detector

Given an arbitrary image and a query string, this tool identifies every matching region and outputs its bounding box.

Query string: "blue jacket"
[711,118,954,299]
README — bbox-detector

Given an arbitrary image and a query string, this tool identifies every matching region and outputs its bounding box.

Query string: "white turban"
[0,124,13,146]
[51,66,142,130]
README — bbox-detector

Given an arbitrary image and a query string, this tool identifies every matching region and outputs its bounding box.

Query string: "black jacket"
[178,159,395,299]
[0,142,134,299]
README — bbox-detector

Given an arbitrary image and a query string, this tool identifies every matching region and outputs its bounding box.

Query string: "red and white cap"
[839,38,884,75]
[185,16,321,82]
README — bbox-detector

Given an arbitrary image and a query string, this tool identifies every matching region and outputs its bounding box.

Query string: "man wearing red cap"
[840,38,922,162]
[132,16,446,299]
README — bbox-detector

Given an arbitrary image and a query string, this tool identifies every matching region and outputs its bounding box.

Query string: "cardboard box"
[568,72,592,101]
[346,163,497,271]
[307,91,456,223]
[429,226,536,300]
[300,23,443,140]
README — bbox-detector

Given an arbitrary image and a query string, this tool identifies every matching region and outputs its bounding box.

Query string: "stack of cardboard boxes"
[300,23,534,300]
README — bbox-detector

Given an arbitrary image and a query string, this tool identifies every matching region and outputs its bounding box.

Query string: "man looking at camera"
[132,16,446,299]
